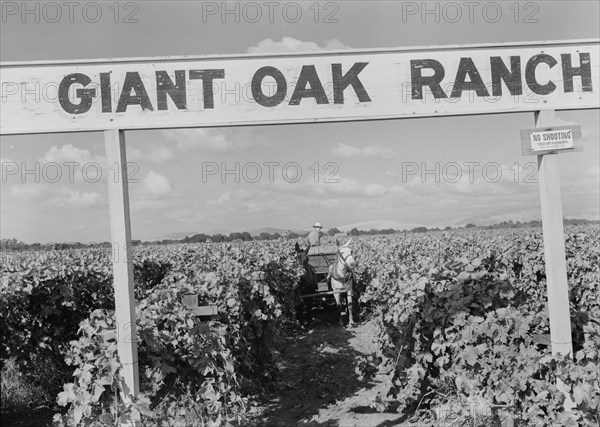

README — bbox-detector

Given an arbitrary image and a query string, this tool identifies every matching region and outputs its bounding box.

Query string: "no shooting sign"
[530,129,574,151]
[520,124,583,156]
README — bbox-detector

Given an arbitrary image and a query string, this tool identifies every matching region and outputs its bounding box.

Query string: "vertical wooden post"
[535,110,573,357]
[535,110,574,410]
[104,130,140,409]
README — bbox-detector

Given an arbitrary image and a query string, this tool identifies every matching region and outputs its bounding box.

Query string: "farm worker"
[305,222,323,254]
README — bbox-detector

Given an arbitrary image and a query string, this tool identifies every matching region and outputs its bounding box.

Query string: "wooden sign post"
[534,110,574,359]
[522,109,578,410]
[104,129,139,420]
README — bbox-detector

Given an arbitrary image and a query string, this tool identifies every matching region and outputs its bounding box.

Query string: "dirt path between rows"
[250,310,409,427]
[3,311,407,427]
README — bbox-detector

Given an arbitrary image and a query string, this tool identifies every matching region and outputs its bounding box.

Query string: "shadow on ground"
[251,306,375,427]
[1,407,55,427]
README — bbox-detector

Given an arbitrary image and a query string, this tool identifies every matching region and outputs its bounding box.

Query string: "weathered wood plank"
[532,334,552,346]
[181,294,199,308]
[534,109,575,412]
[2,40,598,135]
[300,290,348,299]
[535,110,574,359]
[104,130,139,405]
[190,305,219,316]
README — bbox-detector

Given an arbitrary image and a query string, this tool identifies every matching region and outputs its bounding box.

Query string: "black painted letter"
[490,56,522,96]
[251,66,287,107]
[451,57,490,98]
[116,72,154,113]
[188,69,225,109]
[156,70,187,110]
[332,62,371,104]
[99,72,112,113]
[289,65,329,105]
[525,54,557,95]
[410,59,447,100]
[58,73,95,114]
[561,53,592,93]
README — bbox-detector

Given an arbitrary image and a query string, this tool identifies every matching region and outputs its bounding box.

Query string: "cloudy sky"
[1,1,599,243]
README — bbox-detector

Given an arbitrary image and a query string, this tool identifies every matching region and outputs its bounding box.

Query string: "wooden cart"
[300,248,349,300]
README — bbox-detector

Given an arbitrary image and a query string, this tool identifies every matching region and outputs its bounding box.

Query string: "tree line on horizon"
[1,218,596,251]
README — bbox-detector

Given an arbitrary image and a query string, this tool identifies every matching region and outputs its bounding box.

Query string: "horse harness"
[330,249,353,283]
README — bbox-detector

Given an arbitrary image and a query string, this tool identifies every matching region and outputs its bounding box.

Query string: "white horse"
[328,238,357,326]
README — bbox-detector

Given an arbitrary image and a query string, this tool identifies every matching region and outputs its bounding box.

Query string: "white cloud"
[136,171,178,199]
[377,162,549,226]
[208,189,266,213]
[331,143,395,159]
[562,164,600,197]
[39,144,105,166]
[363,183,389,197]
[170,129,231,152]
[160,127,269,153]
[160,128,264,153]
[48,187,103,208]
[386,162,538,198]
[128,171,179,212]
[247,37,349,54]
[206,187,388,218]
[37,144,107,183]
[546,117,579,127]
[389,184,411,197]
[213,189,255,204]
[164,207,205,224]
[206,175,389,217]
[130,199,173,212]
[11,184,48,200]
[315,177,388,197]
[10,181,105,208]
[128,145,175,165]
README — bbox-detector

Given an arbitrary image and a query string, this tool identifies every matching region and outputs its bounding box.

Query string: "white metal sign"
[530,129,574,151]
[520,124,582,156]
[1,39,599,135]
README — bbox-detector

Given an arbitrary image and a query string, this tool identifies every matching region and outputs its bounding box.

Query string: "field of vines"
[1,224,599,426]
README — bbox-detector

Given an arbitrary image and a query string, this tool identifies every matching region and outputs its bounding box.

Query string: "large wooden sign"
[1,39,598,135]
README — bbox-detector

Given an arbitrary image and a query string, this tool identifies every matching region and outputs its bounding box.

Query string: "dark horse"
[294,242,318,327]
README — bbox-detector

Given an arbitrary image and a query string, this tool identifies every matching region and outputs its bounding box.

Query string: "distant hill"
[153,216,600,242]
[337,220,422,232]
[208,228,233,236]
[249,227,287,237]
[437,214,599,230]
[161,231,199,240]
